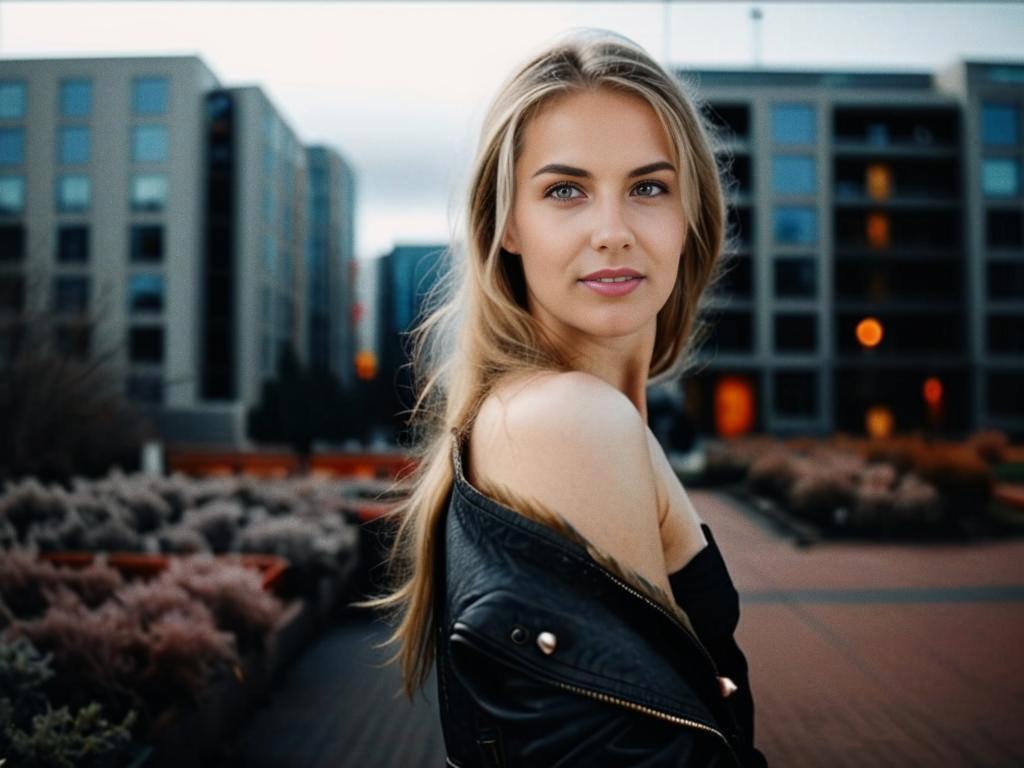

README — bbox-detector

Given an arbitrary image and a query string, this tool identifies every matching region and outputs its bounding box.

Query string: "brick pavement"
[692,490,1024,768]
[232,490,1024,767]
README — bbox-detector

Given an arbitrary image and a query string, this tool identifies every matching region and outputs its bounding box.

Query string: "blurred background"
[0,2,1022,767]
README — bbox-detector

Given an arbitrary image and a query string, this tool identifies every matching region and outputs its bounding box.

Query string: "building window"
[130,224,164,262]
[56,175,90,212]
[0,128,25,165]
[0,82,26,119]
[774,371,818,418]
[0,175,25,214]
[126,373,163,404]
[987,373,1024,418]
[132,77,168,116]
[774,313,817,353]
[129,326,164,363]
[707,311,754,353]
[58,126,90,165]
[774,257,817,298]
[987,262,1024,300]
[866,163,892,200]
[60,79,92,118]
[130,173,168,212]
[132,125,167,163]
[982,103,1019,146]
[866,212,891,249]
[772,104,816,145]
[128,273,164,312]
[0,275,24,312]
[987,210,1024,249]
[772,155,816,196]
[0,225,25,262]
[57,225,89,263]
[52,275,89,314]
[982,158,1020,198]
[987,315,1024,354]
[773,206,817,245]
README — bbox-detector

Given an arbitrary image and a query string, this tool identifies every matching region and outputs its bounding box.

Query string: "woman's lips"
[578,276,644,296]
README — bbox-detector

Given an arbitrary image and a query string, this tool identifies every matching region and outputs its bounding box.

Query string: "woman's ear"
[501,219,521,255]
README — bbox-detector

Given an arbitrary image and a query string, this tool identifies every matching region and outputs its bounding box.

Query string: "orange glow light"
[866,212,890,249]
[866,163,892,201]
[856,317,884,348]
[923,377,943,406]
[865,406,894,438]
[714,376,755,438]
[355,349,377,380]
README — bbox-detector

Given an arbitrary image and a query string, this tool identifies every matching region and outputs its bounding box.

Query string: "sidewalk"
[696,490,1024,767]
[231,490,1024,767]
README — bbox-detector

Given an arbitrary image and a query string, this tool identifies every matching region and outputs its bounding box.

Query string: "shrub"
[966,429,1010,465]
[182,501,243,553]
[0,634,137,768]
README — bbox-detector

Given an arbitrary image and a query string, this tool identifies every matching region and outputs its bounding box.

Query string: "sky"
[2,1,1023,260]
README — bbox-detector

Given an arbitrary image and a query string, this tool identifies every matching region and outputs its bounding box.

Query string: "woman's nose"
[590,199,636,251]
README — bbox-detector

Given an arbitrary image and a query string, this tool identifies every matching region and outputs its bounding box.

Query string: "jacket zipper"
[451,623,743,768]
[597,564,723,678]
[548,676,740,764]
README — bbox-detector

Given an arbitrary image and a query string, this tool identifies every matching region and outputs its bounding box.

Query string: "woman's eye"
[634,181,668,197]
[546,183,582,201]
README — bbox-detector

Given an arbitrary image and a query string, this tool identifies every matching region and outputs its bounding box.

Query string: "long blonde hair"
[352,27,733,700]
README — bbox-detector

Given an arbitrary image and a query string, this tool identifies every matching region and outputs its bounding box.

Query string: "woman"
[355,28,768,767]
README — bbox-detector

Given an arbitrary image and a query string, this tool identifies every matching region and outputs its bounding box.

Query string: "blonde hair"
[352,27,733,700]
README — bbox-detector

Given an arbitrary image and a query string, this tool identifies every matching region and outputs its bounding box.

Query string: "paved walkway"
[232,491,1024,767]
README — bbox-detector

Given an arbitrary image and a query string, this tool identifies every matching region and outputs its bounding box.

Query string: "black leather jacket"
[434,431,767,767]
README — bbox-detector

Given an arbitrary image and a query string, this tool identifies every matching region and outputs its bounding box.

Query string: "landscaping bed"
[695,429,1021,541]
[0,469,377,767]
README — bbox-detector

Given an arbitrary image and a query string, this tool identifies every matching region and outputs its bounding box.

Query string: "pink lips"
[578,275,644,296]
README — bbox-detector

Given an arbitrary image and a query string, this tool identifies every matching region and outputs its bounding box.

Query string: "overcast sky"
[3,1,1023,260]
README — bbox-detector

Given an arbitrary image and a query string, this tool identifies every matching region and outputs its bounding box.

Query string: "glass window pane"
[982,103,1019,146]
[772,155,816,195]
[129,326,164,363]
[987,262,1024,300]
[128,273,164,312]
[987,210,1024,248]
[774,314,818,352]
[57,225,89,263]
[0,82,26,119]
[0,128,25,165]
[0,275,25,312]
[130,225,164,262]
[60,79,92,117]
[52,276,89,314]
[982,158,1020,197]
[0,225,25,262]
[59,126,90,164]
[772,104,816,144]
[126,373,163,404]
[56,175,90,212]
[132,125,167,163]
[130,173,168,212]
[133,77,168,115]
[0,175,25,213]
[774,257,817,297]
[774,371,818,418]
[774,206,817,245]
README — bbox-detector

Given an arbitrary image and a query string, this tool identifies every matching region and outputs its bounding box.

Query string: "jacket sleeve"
[448,625,735,768]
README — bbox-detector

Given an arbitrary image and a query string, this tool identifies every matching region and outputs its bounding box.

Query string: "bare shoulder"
[470,370,672,597]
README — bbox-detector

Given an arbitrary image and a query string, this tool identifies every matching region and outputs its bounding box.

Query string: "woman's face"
[501,86,686,350]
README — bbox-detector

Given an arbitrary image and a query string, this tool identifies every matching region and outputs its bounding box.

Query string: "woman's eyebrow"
[531,160,676,179]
